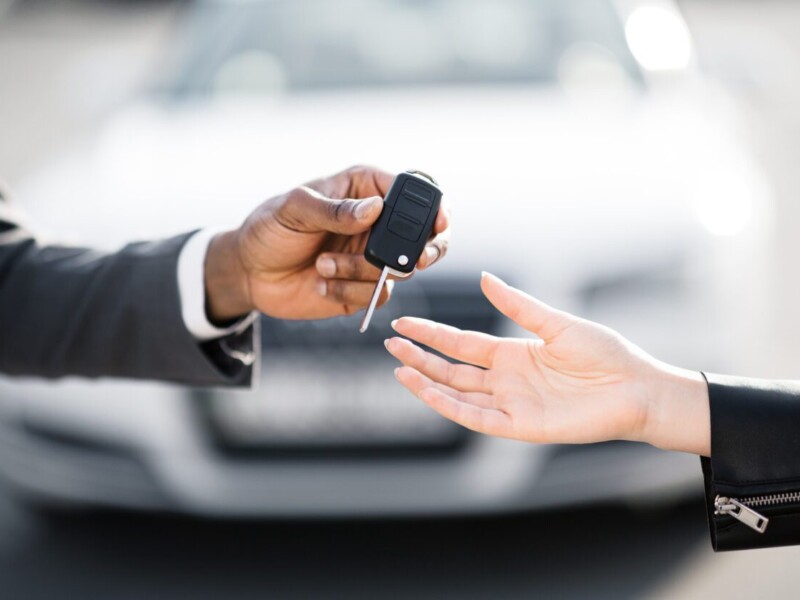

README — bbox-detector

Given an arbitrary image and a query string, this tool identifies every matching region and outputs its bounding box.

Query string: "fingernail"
[391,319,399,329]
[316,280,327,297]
[384,338,391,350]
[355,196,381,219]
[317,257,336,278]
[425,246,439,265]
[394,367,400,378]
[484,272,507,286]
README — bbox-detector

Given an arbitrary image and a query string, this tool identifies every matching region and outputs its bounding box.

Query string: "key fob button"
[401,181,434,206]
[387,213,423,241]
[396,195,431,223]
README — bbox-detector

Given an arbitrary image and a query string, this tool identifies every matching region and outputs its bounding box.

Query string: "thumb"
[480,272,575,341]
[279,187,384,235]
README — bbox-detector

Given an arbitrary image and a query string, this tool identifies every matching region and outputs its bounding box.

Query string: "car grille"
[194,276,501,459]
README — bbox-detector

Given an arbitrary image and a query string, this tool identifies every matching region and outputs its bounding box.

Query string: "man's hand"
[385,272,710,456]
[204,166,450,321]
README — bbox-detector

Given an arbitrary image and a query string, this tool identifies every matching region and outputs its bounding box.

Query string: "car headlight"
[693,168,755,236]
[625,5,693,71]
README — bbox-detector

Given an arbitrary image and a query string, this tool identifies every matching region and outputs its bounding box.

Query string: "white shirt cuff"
[177,228,258,341]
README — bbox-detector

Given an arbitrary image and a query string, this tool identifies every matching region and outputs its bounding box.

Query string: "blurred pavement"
[0,479,710,600]
[0,472,798,599]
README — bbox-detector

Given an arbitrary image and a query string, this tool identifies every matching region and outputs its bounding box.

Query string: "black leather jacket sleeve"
[702,373,800,551]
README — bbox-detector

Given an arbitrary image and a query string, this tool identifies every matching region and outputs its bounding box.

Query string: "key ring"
[406,169,438,186]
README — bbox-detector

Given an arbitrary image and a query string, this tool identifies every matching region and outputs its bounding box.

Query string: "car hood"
[17,86,753,291]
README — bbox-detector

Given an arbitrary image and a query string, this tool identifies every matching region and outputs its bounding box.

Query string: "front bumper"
[0,399,701,517]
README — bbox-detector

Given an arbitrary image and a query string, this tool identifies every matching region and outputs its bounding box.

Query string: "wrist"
[640,362,711,456]
[204,229,254,323]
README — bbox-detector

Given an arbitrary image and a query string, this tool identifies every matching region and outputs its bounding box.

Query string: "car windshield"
[161,0,641,98]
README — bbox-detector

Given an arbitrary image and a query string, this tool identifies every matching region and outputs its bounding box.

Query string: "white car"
[0,0,771,516]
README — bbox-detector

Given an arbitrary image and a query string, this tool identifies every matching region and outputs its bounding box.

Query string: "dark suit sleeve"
[0,187,256,385]
[701,373,800,551]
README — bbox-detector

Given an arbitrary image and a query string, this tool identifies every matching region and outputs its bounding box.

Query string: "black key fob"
[364,170,443,276]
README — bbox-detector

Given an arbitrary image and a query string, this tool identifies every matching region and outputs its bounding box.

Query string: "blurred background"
[1,0,799,597]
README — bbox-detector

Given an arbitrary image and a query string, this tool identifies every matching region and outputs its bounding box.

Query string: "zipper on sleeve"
[713,492,800,533]
[714,496,769,533]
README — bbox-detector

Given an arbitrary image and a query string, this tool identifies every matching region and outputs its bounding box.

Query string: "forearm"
[634,362,800,550]
[641,363,711,456]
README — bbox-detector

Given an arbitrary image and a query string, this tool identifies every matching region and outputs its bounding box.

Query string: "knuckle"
[327,199,346,222]
[453,337,464,356]
[453,403,468,426]
[481,369,491,391]
[425,247,441,266]
[396,269,415,281]
[327,280,346,301]
[338,256,360,279]
[274,195,291,218]
[338,198,361,222]
[416,350,430,370]
[507,298,523,321]
[430,323,443,346]
[276,188,310,228]
[347,164,373,176]
[415,347,430,371]
[477,412,489,432]
[445,361,457,384]
[377,287,392,307]
[285,186,309,205]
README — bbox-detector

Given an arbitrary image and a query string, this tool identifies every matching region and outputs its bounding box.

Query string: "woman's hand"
[385,272,710,456]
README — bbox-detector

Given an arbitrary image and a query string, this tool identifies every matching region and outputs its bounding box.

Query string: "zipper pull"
[714,495,769,533]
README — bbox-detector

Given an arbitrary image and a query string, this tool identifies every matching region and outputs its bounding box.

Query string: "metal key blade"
[359,265,390,333]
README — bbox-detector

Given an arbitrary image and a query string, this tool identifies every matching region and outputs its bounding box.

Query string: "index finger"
[417,231,449,270]
[391,317,499,369]
[417,204,451,269]
[306,165,396,200]
[434,204,450,234]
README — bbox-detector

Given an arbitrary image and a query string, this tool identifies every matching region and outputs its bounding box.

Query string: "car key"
[359,170,443,333]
